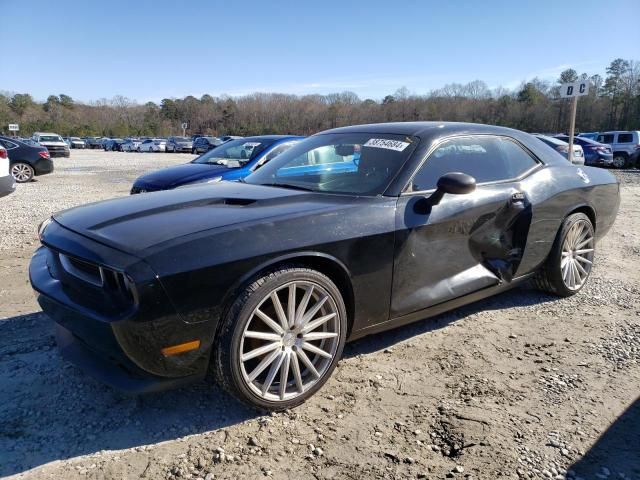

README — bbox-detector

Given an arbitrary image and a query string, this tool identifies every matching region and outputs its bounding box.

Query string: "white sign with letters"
[8,124,19,131]
[560,81,590,98]
[363,138,410,152]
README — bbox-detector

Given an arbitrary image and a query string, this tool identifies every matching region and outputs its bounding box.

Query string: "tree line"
[1,58,638,138]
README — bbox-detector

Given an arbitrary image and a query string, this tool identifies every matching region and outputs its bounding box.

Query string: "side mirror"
[414,172,476,214]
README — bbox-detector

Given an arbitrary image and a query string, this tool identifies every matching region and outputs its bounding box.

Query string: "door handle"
[511,191,526,203]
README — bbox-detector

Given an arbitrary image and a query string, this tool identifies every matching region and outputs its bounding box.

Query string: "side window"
[599,134,614,144]
[410,136,537,192]
[264,142,296,162]
[617,133,633,143]
[1,140,18,149]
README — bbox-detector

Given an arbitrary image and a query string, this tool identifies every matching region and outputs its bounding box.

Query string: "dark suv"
[192,136,222,154]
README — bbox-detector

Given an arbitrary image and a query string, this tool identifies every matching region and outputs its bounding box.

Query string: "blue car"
[131,135,303,194]
[555,135,614,167]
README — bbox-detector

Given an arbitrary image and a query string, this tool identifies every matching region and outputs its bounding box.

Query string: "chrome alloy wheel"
[239,281,340,402]
[560,219,594,290]
[11,163,33,182]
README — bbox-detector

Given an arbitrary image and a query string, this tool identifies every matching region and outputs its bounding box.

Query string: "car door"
[391,135,538,318]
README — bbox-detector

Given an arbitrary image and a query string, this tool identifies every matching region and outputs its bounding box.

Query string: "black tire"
[213,266,347,411]
[612,154,627,169]
[533,212,594,297]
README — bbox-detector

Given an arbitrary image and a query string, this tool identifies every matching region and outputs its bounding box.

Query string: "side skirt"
[347,272,536,342]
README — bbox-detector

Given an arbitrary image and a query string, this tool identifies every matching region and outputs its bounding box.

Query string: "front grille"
[58,252,135,304]
[60,254,103,286]
[45,145,68,156]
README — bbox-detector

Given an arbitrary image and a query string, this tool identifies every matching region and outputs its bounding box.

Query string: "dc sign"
[560,81,590,98]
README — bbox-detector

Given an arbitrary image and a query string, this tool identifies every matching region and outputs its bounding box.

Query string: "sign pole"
[567,95,578,162]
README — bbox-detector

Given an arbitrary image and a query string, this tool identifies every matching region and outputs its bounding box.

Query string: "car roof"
[321,121,530,138]
[556,135,600,145]
[598,130,640,135]
[0,135,44,148]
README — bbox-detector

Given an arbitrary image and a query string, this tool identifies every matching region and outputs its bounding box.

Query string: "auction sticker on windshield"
[243,142,261,147]
[364,138,410,151]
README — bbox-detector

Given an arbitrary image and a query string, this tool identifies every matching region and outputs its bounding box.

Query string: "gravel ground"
[0,151,639,480]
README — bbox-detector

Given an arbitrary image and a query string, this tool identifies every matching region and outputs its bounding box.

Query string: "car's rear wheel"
[11,162,35,183]
[612,154,627,168]
[534,212,595,296]
[213,267,347,410]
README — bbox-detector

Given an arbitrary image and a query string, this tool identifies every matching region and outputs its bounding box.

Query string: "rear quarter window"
[617,133,633,143]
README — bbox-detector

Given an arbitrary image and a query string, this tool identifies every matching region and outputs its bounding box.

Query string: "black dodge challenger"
[30,122,620,410]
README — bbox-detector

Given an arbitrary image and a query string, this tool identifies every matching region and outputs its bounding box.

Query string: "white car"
[138,139,166,152]
[0,144,16,198]
[121,139,142,152]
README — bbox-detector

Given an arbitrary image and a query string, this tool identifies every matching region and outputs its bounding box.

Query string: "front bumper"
[130,182,163,194]
[29,223,215,392]
[0,174,16,197]
[55,321,205,394]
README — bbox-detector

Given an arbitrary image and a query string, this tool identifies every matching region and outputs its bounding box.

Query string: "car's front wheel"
[534,212,595,297]
[213,267,347,410]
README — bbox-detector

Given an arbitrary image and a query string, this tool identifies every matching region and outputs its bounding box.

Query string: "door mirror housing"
[414,172,476,214]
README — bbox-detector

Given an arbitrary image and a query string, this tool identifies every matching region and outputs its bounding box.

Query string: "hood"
[134,162,231,188]
[52,182,344,254]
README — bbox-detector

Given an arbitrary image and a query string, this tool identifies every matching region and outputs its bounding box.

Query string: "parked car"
[64,137,86,149]
[596,131,640,168]
[533,134,584,165]
[577,132,599,141]
[121,138,142,152]
[19,138,42,147]
[166,136,193,153]
[138,138,167,152]
[30,122,620,409]
[32,132,70,158]
[219,135,244,142]
[0,143,15,197]
[84,137,104,149]
[192,136,222,154]
[0,136,53,183]
[554,135,613,167]
[131,136,303,193]
[103,138,125,151]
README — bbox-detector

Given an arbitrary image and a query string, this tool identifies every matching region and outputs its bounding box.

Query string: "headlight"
[38,217,52,241]
[187,176,223,185]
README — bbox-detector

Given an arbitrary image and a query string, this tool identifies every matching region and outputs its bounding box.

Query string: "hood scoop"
[222,198,256,206]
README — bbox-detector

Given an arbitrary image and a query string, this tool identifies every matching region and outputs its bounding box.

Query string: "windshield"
[245,133,419,195]
[172,137,190,142]
[39,135,63,142]
[192,138,276,167]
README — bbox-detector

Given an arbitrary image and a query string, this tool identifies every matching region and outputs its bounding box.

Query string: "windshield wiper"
[264,183,316,192]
